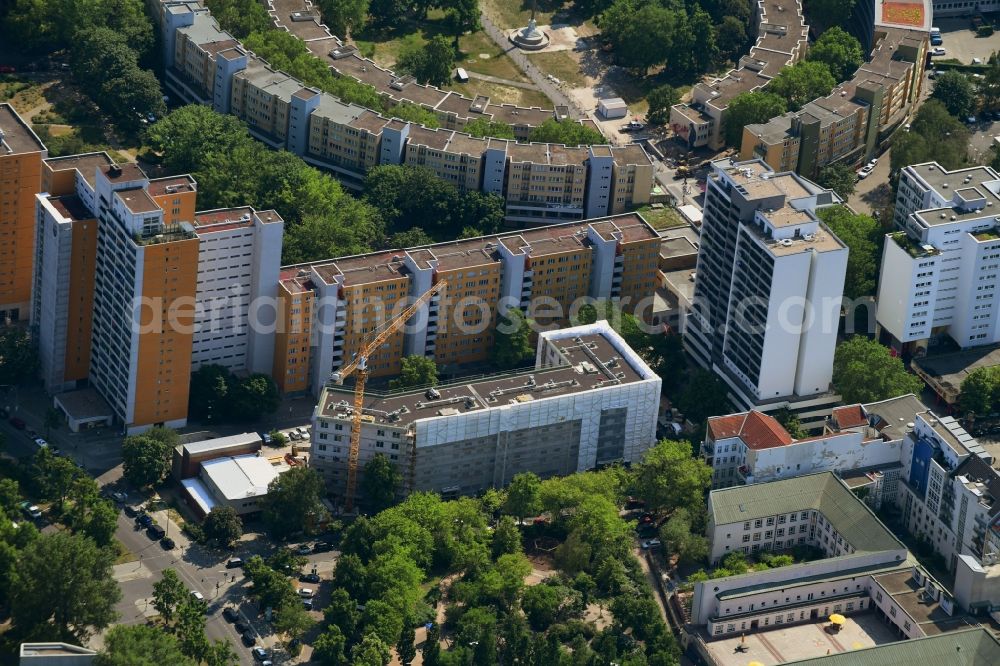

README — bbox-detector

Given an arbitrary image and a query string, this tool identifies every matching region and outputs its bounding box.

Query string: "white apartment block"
[693,472,970,640]
[309,321,661,503]
[878,162,1000,354]
[685,159,847,424]
[188,206,283,373]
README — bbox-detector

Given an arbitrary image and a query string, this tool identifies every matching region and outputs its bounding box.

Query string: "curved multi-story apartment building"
[671,0,929,179]
[668,0,810,151]
[151,0,655,226]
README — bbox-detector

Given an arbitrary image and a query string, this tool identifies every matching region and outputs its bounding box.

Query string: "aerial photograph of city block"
[3,0,1000,664]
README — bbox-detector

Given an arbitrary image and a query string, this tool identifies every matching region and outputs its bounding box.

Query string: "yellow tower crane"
[330,279,447,513]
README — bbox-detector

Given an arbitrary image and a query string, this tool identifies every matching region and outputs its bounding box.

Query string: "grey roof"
[708,472,904,553]
[782,627,1000,666]
[182,432,262,456]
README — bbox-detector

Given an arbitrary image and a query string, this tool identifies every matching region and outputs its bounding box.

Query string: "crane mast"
[330,279,446,512]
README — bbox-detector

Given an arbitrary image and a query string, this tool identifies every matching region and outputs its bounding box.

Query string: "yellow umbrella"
[748,662,765,666]
[829,613,846,625]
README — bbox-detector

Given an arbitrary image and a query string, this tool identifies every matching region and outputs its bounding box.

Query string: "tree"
[397,617,417,665]
[96,625,195,666]
[464,117,516,139]
[600,2,675,74]
[932,70,977,119]
[723,91,787,146]
[807,26,863,81]
[397,35,455,87]
[832,336,924,403]
[803,1,860,37]
[389,355,438,389]
[768,61,837,111]
[522,584,562,630]
[491,515,522,558]
[11,531,121,638]
[352,633,392,666]
[493,307,534,370]
[202,506,244,548]
[960,367,1000,415]
[317,0,369,36]
[423,622,442,666]
[446,0,479,33]
[153,568,188,625]
[79,496,119,548]
[716,15,747,63]
[816,163,857,199]
[205,0,273,38]
[275,597,315,640]
[891,100,970,172]
[0,325,38,384]
[504,472,542,524]
[361,453,402,512]
[187,364,232,422]
[34,448,84,512]
[773,408,807,439]
[633,439,712,514]
[314,624,349,665]
[646,85,680,125]
[527,119,606,146]
[122,428,176,488]
[659,508,709,565]
[261,466,329,539]
[817,205,880,299]
[230,373,280,420]
[677,369,731,426]
[284,210,381,264]
[324,587,361,639]
[175,597,211,662]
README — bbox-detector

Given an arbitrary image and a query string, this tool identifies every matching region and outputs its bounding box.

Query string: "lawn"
[444,78,551,108]
[637,204,686,230]
[457,30,530,83]
[483,0,570,30]
[113,539,138,565]
[526,50,585,87]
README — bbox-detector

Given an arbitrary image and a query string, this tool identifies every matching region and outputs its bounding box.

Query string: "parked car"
[302,598,314,611]
[967,115,978,124]
[20,501,42,519]
[857,164,875,179]
[190,590,206,604]
[235,620,249,634]
[123,504,139,517]
[226,557,244,569]
[313,541,334,553]
[160,537,175,550]
[641,539,662,550]
[223,607,239,623]
[147,524,166,540]
[241,630,256,647]
[111,491,128,504]
[33,437,48,448]
[298,587,315,598]
[296,544,313,555]
[252,647,269,662]
[931,47,946,56]
[260,432,272,445]
[8,416,25,429]
[299,572,320,584]
[135,514,153,528]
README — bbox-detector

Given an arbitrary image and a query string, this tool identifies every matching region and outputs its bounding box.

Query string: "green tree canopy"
[122,427,177,488]
[493,307,534,370]
[659,507,709,565]
[527,119,606,146]
[202,506,244,548]
[152,568,188,625]
[0,325,39,385]
[768,61,837,111]
[959,366,1000,415]
[463,117,516,139]
[816,163,857,200]
[504,472,542,524]
[646,84,680,126]
[724,92,787,147]
[891,99,971,171]
[389,355,438,390]
[803,3,860,39]
[677,369,731,426]
[262,467,329,539]
[932,70,977,119]
[716,15,748,63]
[11,530,121,638]
[397,35,456,87]
[817,206,881,299]
[96,625,195,666]
[361,453,402,512]
[832,336,923,403]
[317,0,370,36]
[230,373,280,421]
[632,439,712,514]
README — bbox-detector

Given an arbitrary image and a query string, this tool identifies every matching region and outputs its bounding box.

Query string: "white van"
[455,68,469,83]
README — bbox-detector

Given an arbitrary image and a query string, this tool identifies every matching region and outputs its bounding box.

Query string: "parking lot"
[933,17,1000,65]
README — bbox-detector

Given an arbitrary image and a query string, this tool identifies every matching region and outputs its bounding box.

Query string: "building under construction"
[309,321,662,502]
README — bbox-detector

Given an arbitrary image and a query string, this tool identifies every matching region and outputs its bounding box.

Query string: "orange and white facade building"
[33,155,283,433]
